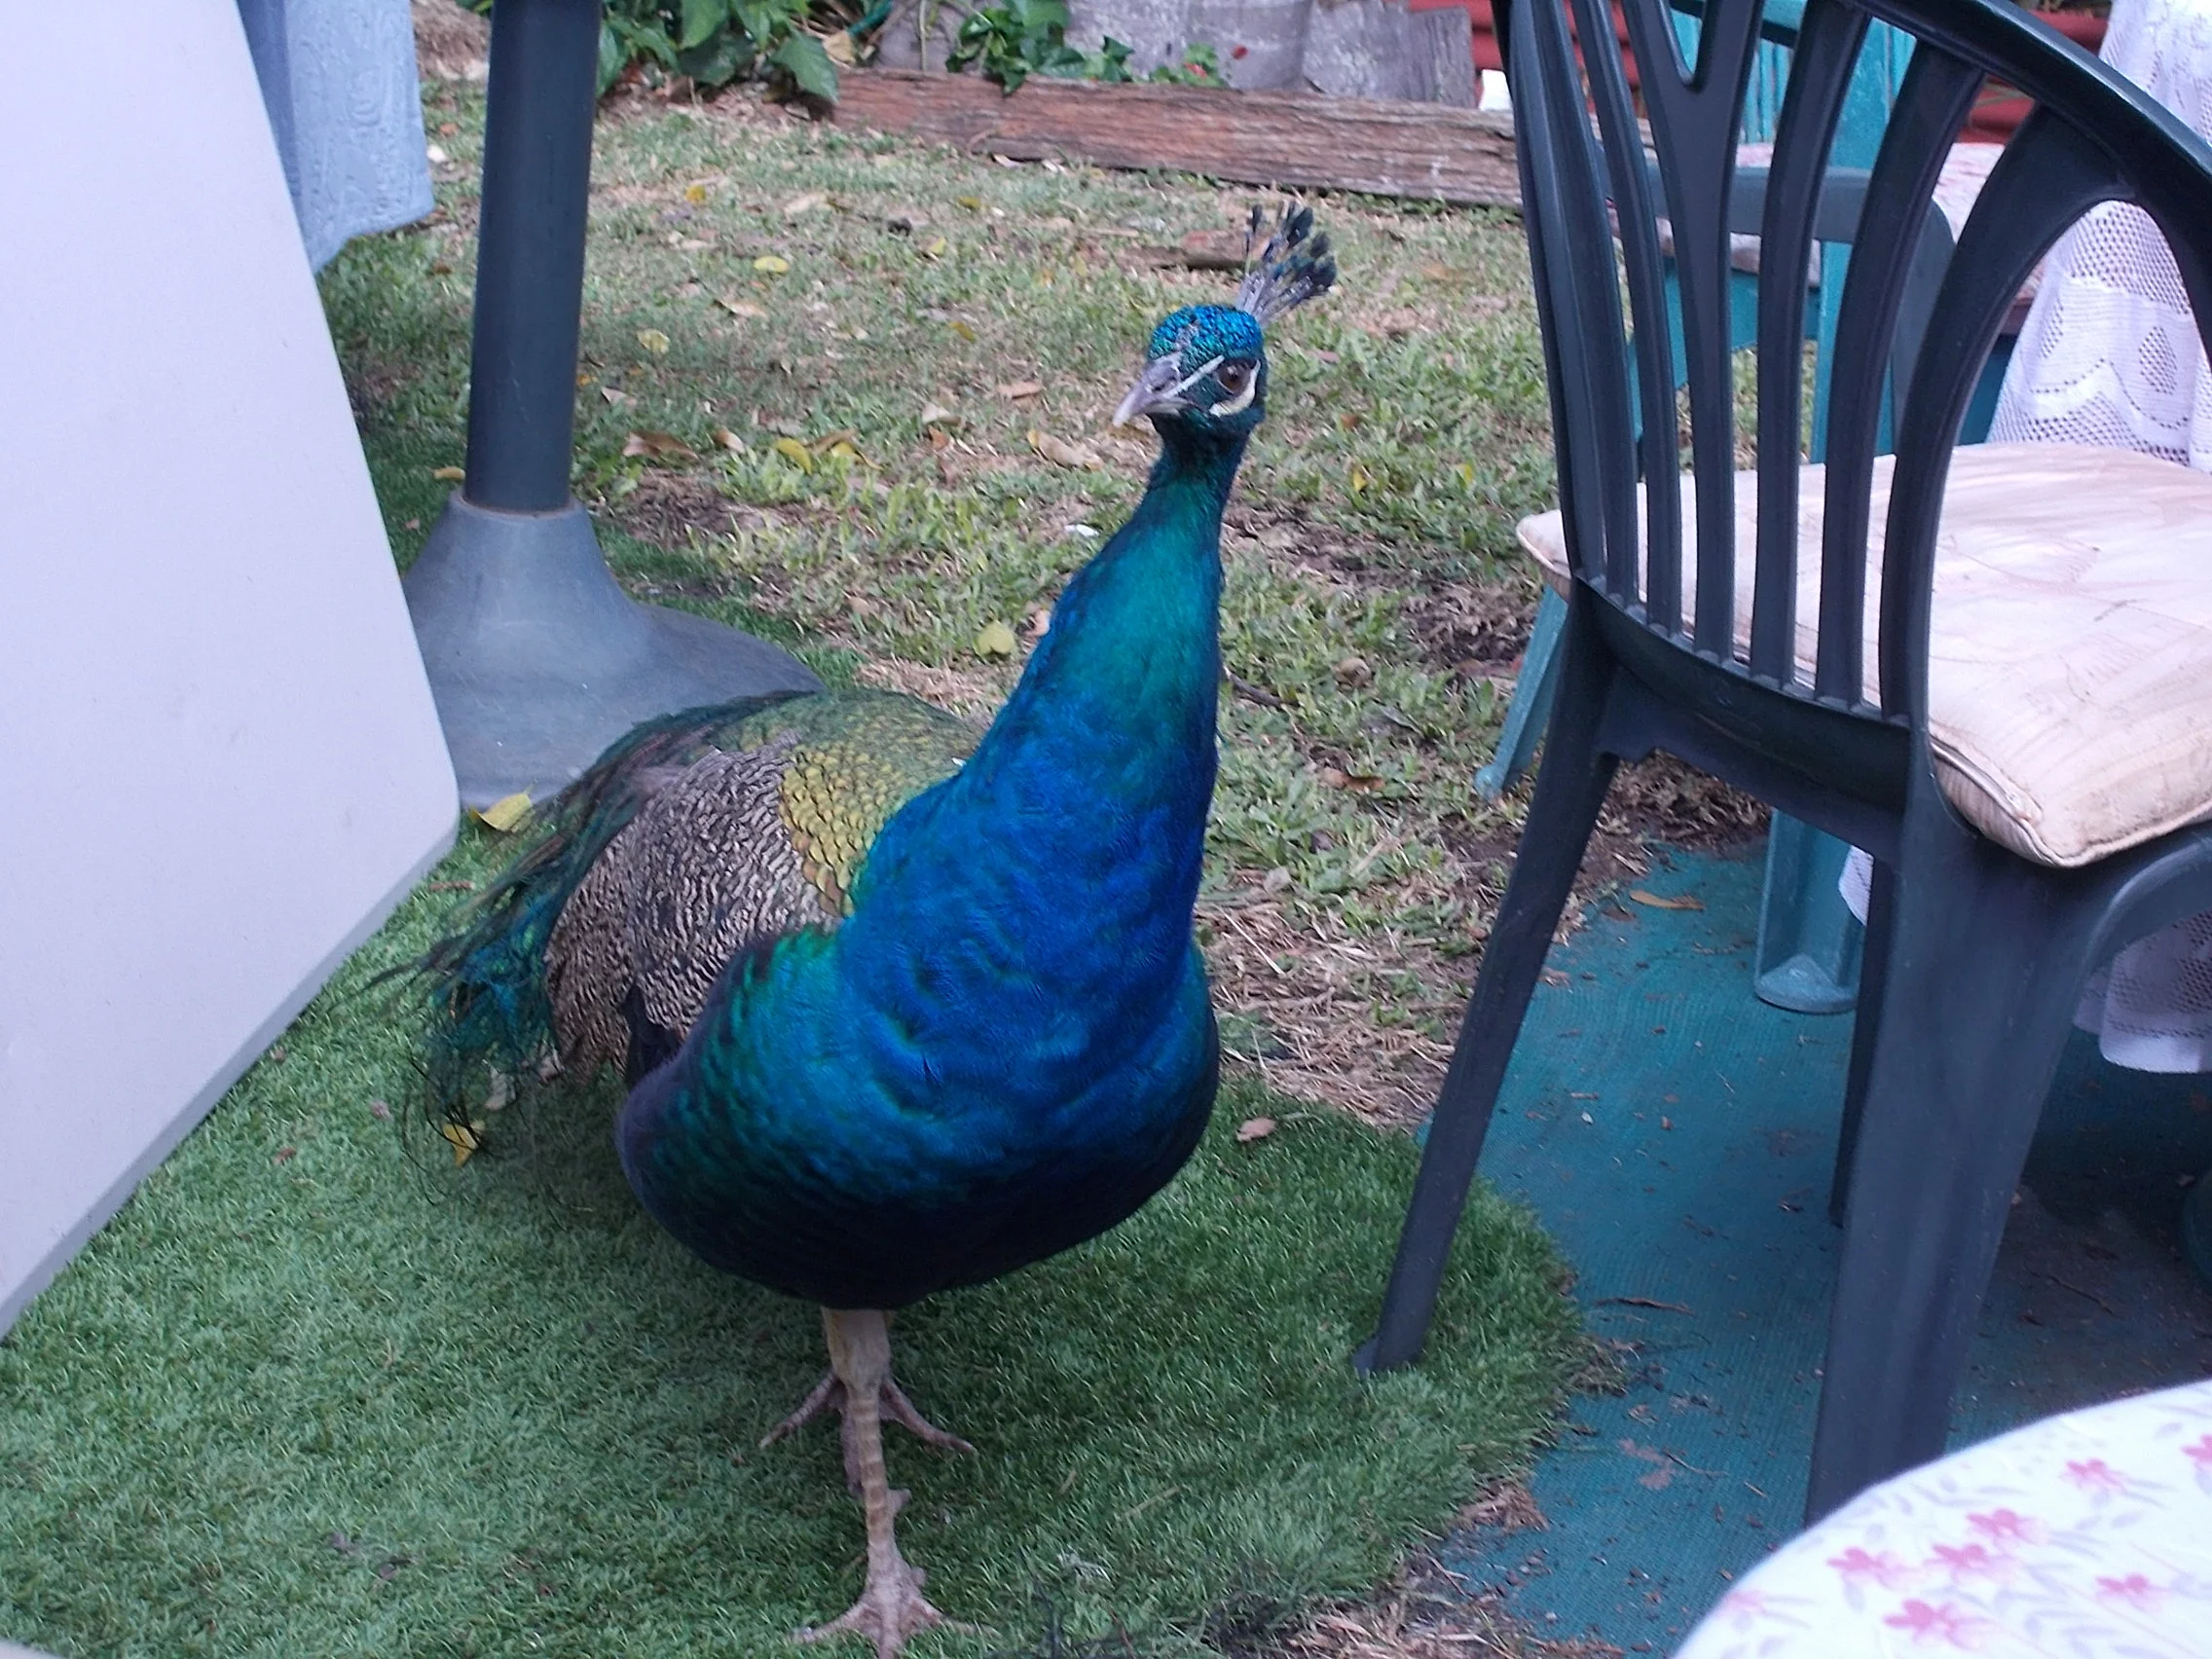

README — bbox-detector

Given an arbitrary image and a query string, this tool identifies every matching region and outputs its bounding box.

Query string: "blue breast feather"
[616,445,1235,1309]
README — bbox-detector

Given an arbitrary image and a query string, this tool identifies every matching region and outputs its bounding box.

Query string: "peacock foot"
[796,1490,947,1659]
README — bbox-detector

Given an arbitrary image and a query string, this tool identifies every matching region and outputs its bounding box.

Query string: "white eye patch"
[1164,353,1225,401]
[1208,367,1258,417]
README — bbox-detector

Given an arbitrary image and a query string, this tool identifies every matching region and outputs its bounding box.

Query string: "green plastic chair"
[1476,0,1976,1015]
[1369,0,2212,1520]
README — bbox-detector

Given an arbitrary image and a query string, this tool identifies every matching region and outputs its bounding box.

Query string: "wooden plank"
[832,69,1521,207]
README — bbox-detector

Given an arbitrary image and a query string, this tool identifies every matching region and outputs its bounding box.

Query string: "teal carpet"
[1431,849,2212,1654]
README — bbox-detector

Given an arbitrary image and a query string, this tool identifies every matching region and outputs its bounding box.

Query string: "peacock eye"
[1208,359,1258,416]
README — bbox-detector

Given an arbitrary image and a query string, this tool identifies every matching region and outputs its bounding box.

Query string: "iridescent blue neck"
[833,420,1246,1043]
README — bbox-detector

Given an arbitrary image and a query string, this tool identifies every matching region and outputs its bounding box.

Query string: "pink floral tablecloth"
[1676,1379,2212,1656]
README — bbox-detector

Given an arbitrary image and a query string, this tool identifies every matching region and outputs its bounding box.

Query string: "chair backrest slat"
[1572,0,1685,627]
[1748,0,1867,683]
[1521,0,1644,600]
[1811,40,1982,704]
[1513,0,2212,767]
[1625,0,1761,656]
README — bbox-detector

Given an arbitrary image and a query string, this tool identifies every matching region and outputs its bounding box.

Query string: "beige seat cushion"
[1514,444,2212,867]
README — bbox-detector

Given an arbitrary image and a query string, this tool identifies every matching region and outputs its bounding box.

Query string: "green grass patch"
[2,72,1595,1659]
[0,835,1579,1658]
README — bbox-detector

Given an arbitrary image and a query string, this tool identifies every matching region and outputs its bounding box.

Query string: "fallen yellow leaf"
[754,254,791,275]
[637,327,672,355]
[430,464,465,482]
[956,195,982,209]
[772,436,816,471]
[947,317,977,342]
[975,620,1018,659]
[920,236,949,260]
[1235,1116,1277,1144]
[1348,461,1371,496]
[1027,428,1102,470]
[440,1121,485,1166]
[1628,890,1705,911]
[683,182,709,203]
[476,791,533,832]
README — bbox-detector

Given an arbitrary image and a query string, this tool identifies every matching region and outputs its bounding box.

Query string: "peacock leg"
[761,1310,975,1495]
[795,1308,957,1658]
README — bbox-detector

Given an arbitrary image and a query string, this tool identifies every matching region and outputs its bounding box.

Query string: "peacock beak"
[1113,353,1201,426]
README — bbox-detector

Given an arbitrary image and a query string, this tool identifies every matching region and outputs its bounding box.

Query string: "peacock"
[413,203,1336,1657]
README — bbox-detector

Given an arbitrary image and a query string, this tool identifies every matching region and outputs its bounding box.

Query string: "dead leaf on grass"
[476,792,533,832]
[974,620,1018,660]
[440,1122,485,1166]
[636,327,672,355]
[622,430,698,461]
[1235,1116,1277,1143]
[997,380,1045,400]
[1027,428,1101,470]
[711,426,747,452]
[430,464,465,481]
[716,295,766,318]
[919,399,962,428]
[782,191,828,217]
[771,436,815,472]
[753,254,791,275]
[1318,767,1385,793]
[1628,889,1704,910]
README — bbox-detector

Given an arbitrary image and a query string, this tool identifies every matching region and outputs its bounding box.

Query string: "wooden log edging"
[831,68,1523,207]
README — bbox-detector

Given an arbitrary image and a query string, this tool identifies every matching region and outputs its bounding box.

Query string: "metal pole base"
[402,493,821,809]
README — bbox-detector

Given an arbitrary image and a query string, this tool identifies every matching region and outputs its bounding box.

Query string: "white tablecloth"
[1677,1379,2212,1657]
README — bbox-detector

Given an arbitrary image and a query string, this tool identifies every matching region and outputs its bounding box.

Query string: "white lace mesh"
[1984,0,2212,471]
[1841,0,2212,1072]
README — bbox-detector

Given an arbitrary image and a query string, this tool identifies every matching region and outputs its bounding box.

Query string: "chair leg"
[1358,600,1618,1373]
[1474,585,1567,800]
[1827,857,1895,1226]
[1805,814,2094,1522]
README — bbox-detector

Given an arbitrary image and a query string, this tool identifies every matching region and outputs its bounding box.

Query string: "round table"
[1676,1379,2212,1656]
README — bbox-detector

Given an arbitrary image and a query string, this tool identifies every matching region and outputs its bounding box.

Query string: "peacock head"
[1112,202,1337,443]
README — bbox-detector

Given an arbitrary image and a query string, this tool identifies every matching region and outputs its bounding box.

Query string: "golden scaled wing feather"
[542,691,981,1076]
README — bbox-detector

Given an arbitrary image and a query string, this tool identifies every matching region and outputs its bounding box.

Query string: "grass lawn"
[0,50,1733,1659]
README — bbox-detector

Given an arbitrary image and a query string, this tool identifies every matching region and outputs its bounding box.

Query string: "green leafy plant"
[946,0,1220,93]
[462,0,840,102]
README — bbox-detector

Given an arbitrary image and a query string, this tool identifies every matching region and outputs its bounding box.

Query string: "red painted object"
[1410,0,2108,141]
